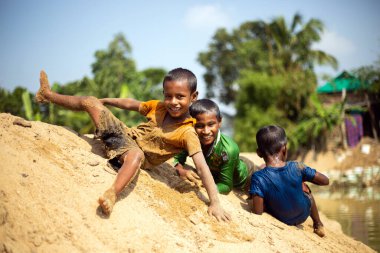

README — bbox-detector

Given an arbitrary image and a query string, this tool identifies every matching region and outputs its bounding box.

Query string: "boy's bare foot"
[35,70,51,103]
[98,188,117,215]
[313,223,325,237]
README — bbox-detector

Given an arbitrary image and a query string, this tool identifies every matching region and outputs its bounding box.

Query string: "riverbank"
[313,186,380,252]
[0,113,376,253]
[293,137,380,188]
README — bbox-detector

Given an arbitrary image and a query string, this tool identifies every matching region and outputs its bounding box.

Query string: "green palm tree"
[261,13,338,73]
[198,13,338,104]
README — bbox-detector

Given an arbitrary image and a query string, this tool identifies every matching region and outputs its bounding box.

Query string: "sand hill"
[0,113,375,253]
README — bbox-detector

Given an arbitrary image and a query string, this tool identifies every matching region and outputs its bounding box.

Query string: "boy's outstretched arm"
[99,98,141,111]
[311,172,329,186]
[191,152,231,222]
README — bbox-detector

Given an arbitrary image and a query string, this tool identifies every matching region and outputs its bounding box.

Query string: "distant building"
[317,71,379,147]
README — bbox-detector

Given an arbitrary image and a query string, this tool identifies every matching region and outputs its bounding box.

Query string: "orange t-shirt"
[126,100,202,168]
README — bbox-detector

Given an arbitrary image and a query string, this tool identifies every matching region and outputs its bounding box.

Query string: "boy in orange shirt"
[35,68,230,221]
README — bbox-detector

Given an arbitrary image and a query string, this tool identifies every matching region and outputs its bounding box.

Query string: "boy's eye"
[195,124,204,129]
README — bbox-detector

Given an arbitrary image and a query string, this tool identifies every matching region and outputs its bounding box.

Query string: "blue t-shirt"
[249,161,316,225]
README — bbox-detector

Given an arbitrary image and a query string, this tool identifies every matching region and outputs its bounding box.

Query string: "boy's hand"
[191,152,230,221]
[208,203,231,222]
[176,164,201,186]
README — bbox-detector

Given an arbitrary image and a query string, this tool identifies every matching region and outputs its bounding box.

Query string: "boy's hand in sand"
[208,203,231,222]
[176,164,201,186]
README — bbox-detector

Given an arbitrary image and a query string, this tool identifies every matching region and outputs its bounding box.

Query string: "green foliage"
[353,59,380,94]
[34,33,167,133]
[234,106,286,151]
[21,91,33,120]
[277,70,317,121]
[287,93,344,154]
[236,71,283,112]
[199,13,340,154]
[234,70,327,153]
[0,87,28,116]
[198,13,337,105]
[92,33,137,98]
[141,68,167,87]
[0,87,42,121]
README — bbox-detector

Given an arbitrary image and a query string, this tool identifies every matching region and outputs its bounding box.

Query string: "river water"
[312,186,380,252]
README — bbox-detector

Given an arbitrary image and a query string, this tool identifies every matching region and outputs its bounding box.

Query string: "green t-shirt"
[173,131,248,194]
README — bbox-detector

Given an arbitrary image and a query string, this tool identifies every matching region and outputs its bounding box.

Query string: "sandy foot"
[98,188,117,215]
[35,70,51,103]
[314,224,325,237]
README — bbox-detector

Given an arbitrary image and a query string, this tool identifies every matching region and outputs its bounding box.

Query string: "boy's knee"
[134,149,145,161]
[82,96,102,109]
[121,149,145,164]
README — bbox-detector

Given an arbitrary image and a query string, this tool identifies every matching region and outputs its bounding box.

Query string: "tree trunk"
[365,92,378,141]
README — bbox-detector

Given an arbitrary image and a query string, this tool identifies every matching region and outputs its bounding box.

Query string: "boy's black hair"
[189,99,222,121]
[256,125,287,156]
[163,68,197,93]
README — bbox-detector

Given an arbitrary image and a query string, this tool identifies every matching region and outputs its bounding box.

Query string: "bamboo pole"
[341,89,348,149]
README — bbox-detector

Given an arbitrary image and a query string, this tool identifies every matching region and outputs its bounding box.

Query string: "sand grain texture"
[0,113,375,253]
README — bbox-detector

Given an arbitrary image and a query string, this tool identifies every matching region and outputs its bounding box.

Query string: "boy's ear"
[216,117,222,130]
[282,145,288,158]
[256,148,263,158]
[191,91,198,102]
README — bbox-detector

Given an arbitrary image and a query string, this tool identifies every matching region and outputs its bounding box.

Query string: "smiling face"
[194,112,222,148]
[163,80,197,119]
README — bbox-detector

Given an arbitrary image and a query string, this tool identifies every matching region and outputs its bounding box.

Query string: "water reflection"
[312,186,380,252]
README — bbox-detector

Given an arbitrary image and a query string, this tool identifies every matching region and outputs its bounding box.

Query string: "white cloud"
[314,30,356,57]
[184,4,230,31]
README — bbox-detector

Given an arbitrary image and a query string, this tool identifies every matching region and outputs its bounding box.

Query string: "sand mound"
[0,113,375,253]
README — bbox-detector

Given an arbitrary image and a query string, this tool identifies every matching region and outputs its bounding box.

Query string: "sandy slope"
[0,113,375,253]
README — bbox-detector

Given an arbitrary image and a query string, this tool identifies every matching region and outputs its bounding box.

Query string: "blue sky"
[1,0,379,96]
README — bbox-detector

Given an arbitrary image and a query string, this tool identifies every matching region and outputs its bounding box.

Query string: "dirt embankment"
[0,113,375,253]
[293,137,380,173]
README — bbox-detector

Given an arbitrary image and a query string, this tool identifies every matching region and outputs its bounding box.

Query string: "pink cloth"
[345,114,363,147]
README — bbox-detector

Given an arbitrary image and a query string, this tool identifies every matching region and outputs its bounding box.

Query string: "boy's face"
[163,80,197,119]
[194,112,221,147]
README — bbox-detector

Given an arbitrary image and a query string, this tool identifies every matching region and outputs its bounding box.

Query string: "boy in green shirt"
[174,99,258,194]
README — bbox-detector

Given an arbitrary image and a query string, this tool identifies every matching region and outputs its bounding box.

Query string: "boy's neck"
[264,155,286,168]
[164,111,191,125]
[262,145,287,168]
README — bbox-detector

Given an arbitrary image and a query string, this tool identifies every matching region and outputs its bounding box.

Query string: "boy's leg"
[37,70,143,215]
[98,148,144,215]
[36,70,104,126]
[309,192,325,237]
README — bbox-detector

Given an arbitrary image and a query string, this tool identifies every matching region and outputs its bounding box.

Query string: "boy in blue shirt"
[250,125,329,237]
